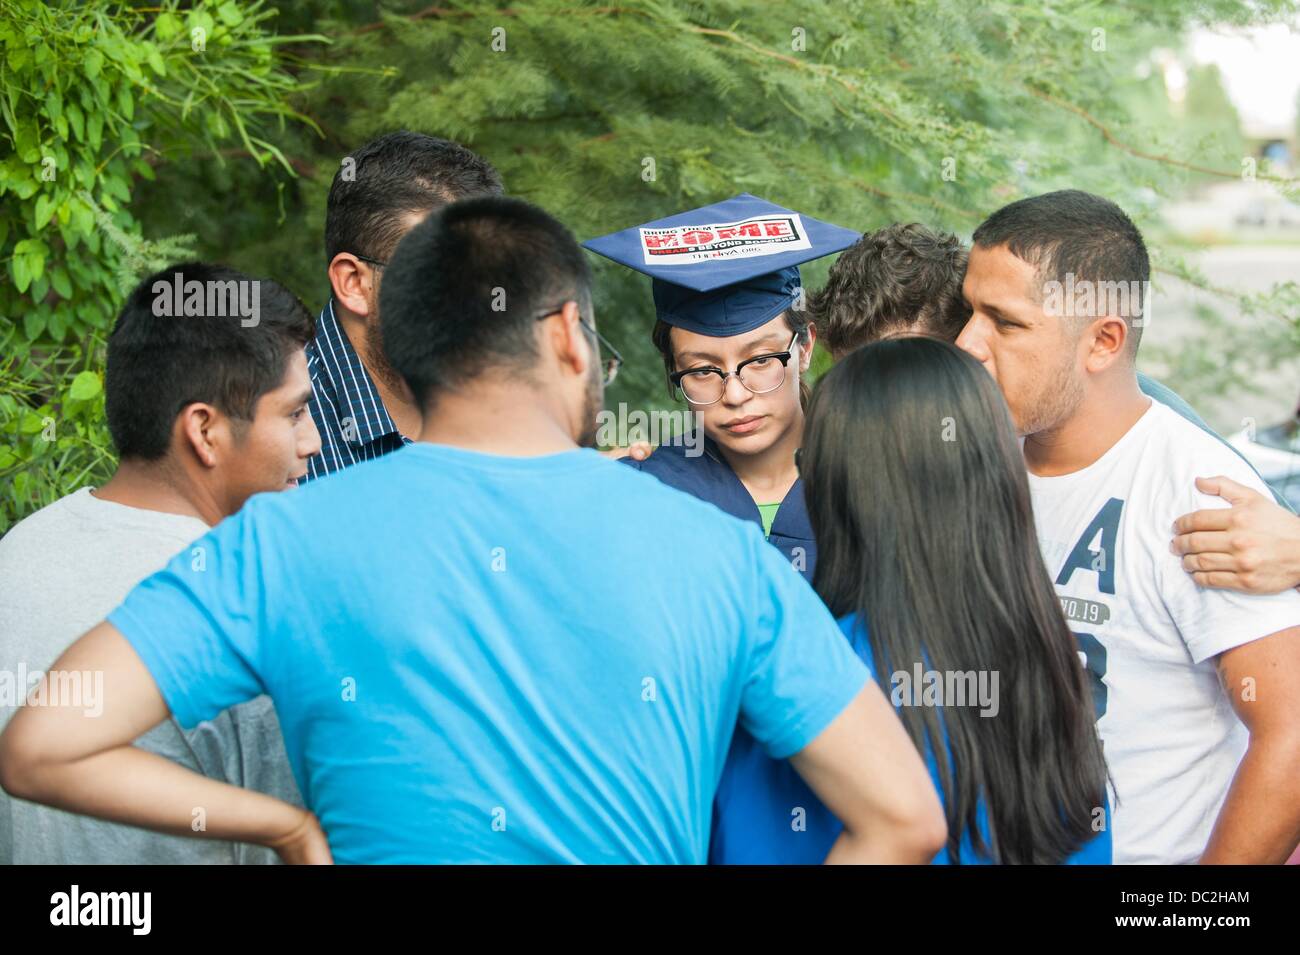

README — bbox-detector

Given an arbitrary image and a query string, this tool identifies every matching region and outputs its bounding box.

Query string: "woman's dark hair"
[803,336,1108,864]
[651,307,813,407]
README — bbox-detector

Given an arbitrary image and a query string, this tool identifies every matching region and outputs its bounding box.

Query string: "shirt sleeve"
[738,532,870,759]
[107,502,271,730]
[1158,466,1300,664]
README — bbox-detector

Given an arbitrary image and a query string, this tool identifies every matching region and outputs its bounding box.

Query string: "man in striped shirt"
[305,130,504,480]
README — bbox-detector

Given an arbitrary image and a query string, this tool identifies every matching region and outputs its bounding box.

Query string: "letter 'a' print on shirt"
[1054,497,1124,720]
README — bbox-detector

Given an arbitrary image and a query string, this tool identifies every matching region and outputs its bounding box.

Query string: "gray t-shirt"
[0,487,302,864]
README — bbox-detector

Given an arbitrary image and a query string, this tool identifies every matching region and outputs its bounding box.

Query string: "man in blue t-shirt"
[0,197,946,865]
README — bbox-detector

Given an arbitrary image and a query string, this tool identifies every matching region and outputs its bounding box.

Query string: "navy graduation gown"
[621,434,817,583]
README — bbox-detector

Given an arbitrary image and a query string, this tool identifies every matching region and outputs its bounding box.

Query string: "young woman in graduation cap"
[585,195,858,582]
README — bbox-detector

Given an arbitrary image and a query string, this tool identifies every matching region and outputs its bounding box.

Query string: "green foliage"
[0,0,326,531]
[4,0,1298,531]
[143,0,1299,418]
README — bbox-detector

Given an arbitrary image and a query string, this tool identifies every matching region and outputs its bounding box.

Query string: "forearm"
[1200,737,1300,864]
[1286,536,1300,591]
[823,818,941,864]
[11,743,307,848]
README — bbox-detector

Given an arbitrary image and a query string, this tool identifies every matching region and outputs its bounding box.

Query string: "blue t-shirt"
[108,444,869,864]
[711,613,1112,864]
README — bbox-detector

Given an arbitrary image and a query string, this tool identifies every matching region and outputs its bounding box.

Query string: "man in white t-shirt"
[0,263,320,864]
[957,190,1300,864]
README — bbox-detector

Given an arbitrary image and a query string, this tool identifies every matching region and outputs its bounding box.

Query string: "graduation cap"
[582,193,860,337]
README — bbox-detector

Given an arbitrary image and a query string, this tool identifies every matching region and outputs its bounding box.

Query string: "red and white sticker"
[639,214,810,265]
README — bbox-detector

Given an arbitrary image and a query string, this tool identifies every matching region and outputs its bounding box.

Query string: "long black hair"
[803,336,1108,864]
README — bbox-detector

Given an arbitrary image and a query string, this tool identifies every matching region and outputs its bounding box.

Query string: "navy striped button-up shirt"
[303,299,411,481]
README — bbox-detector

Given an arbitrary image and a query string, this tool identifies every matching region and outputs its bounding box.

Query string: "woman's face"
[669,312,815,458]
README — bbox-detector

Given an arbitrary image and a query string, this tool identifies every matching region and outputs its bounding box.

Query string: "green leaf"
[34,192,55,228]
[11,256,30,294]
[145,43,166,77]
[69,371,101,401]
[217,2,243,28]
[12,237,48,292]
[48,308,68,342]
[156,12,183,41]
[66,101,85,141]
[86,111,103,151]
[50,265,72,298]
[22,310,45,339]
[84,47,103,79]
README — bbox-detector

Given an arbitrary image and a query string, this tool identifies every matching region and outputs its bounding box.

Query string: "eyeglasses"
[669,332,800,406]
[353,253,387,269]
[534,304,623,387]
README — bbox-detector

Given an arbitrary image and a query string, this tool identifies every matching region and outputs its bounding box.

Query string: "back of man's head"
[325,131,504,264]
[972,189,1150,357]
[809,223,970,355]
[379,196,593,405]
[106,263,315,461]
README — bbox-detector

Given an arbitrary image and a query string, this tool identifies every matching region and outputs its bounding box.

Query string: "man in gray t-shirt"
[0,263,321,864]
[0,489,299,864]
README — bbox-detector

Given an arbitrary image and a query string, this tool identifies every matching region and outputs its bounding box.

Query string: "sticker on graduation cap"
[584,194,860,336]
[640,213,812,266]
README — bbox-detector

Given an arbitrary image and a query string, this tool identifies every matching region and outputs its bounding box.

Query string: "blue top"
[108,444,869,864]
[711,613,1113,865]
[622,434,816,582]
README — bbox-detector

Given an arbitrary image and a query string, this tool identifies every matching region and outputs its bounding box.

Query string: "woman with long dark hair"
[712,336,1111,864]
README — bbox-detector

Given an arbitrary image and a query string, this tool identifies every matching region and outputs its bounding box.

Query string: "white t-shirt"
[0,487,301,863]
[1027,400,1300,865]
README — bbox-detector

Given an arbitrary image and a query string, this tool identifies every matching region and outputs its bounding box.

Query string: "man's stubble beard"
[576,359,604,449]
[1017,348,1085,439]
[362,308,413,395]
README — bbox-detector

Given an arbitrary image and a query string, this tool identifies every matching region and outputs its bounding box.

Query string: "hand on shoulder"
[1171,475,1300,595]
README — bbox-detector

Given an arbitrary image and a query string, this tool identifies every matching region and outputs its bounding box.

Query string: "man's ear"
[176,403,224,469]
[327,254,377,318]
[547,300,592,378]
[1083,315,1129,372]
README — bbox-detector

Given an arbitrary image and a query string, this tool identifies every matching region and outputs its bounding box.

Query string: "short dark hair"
[379,196,592,402]
[324,130,504,263]
[808,223,971,352]
[972,190,1150,353]
[106,263,315,460]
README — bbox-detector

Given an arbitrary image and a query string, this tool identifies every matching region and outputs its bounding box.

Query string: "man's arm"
[1200,625,1300,864]
[789,683,947,864]
[1172,476,1300,595]
[0,621,329,864]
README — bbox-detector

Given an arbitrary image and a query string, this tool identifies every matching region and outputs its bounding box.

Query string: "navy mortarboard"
[582,193,859,337]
